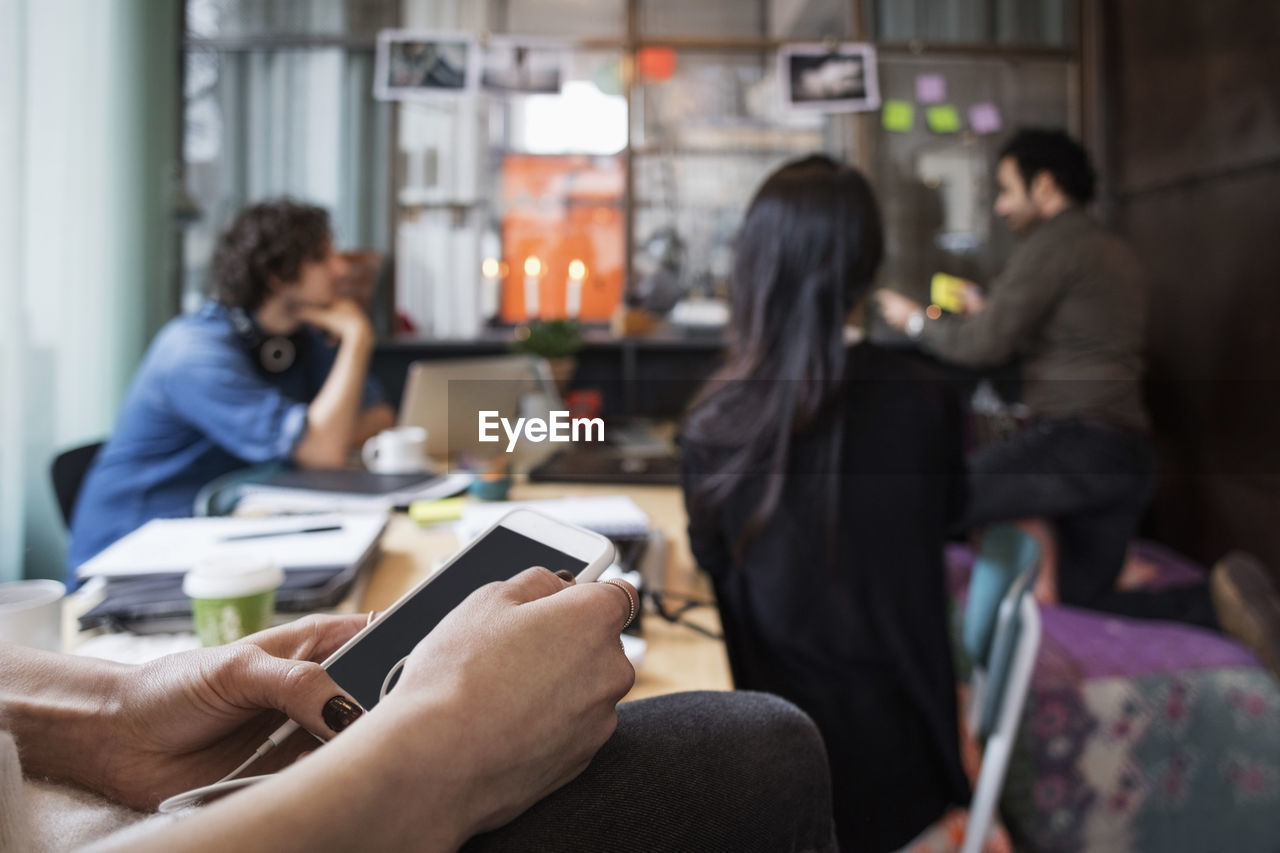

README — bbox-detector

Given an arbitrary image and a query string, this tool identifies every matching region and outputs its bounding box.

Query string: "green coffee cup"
[183,555,285,646]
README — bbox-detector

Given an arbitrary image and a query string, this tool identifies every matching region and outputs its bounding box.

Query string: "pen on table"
[221,525,343,542]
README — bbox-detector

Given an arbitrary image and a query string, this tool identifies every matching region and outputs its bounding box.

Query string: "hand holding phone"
[160,512,634,809]
[368,565,637,837]
[324,508,616,710]
[931,273,985,315]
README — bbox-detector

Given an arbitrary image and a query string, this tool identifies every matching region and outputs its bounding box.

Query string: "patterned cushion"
[948,542,1280,853]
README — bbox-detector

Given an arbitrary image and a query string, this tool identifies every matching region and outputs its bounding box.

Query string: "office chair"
[960,524,1042,853]
[50,441,105,528]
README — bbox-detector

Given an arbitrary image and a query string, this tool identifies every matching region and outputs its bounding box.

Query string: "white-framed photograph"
[374,29,477,100]
[778,42,880,113]
[480,36,567,96]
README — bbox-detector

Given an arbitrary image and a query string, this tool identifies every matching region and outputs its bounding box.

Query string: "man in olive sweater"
[878,129,1228,628]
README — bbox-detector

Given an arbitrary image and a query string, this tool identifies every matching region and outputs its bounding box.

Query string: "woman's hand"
[874,288,924,331]
[129,568,638,853]
[98,614,366,809]
[375,567,638,837]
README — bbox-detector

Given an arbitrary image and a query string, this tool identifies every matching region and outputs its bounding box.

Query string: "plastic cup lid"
[0,580,65,612]
[183,554,285,600]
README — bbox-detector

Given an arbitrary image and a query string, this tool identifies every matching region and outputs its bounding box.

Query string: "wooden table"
[359,482,732,701]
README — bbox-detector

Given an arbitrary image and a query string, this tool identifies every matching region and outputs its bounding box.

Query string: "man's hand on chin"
[296,299,372,346]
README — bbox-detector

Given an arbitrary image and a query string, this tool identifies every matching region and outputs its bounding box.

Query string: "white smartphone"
[322,508,614,711]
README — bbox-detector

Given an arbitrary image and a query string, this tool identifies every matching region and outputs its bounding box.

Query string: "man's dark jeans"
[963,419,1217,628]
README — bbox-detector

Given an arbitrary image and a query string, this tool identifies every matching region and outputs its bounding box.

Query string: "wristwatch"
[904,309,925,340]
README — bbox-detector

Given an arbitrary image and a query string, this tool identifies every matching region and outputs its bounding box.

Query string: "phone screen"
[327,525,588,710]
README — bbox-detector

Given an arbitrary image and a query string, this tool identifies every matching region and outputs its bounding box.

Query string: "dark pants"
[963,419,1218,629]
[462,691,838,853]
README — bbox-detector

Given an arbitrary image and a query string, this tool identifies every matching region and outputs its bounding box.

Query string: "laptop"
[398,354,682,482]
[398,355,562,464]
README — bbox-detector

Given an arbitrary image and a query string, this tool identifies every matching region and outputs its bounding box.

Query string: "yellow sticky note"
[925,104,961,134]
[881,99,914,133]
[931,273,967,313]
[409,496,468,526]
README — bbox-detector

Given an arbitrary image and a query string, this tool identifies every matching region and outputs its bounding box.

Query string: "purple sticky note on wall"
[969,102,1003,135]
[915,74,946,104]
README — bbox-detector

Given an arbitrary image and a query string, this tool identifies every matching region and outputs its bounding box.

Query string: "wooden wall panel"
[1107,0,1280,570]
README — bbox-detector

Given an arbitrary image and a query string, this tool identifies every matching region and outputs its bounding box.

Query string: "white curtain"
[0,0,178,582]
[0,0,26,582]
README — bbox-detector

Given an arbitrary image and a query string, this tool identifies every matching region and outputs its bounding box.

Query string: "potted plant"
[511,319,583,393]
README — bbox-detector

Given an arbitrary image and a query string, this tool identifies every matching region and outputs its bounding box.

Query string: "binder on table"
[75,513,388,632]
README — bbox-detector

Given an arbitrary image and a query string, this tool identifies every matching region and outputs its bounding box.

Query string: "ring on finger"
[601,579,638,630]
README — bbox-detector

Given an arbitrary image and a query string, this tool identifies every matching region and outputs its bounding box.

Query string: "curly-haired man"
[68,200,395,576]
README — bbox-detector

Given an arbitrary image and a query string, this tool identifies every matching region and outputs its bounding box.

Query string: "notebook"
[77,513,389,579]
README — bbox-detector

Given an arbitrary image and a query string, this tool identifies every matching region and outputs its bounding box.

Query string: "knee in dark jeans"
[462,691,837,853]
[612,691,835,853]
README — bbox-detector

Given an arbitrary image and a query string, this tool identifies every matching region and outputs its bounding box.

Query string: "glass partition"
[640,0,853,40]
[486,0,626,39]
[183,0,1081,338]
[874,0,1076,47]
[632,49,848,307]
[870,56,1073,304]
[187,0,398,39]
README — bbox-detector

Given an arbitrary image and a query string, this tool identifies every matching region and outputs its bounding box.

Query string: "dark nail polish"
[556,570,576,583]
[323,695,363,732]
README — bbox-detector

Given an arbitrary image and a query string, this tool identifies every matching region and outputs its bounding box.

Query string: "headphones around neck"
[228,306,301,374]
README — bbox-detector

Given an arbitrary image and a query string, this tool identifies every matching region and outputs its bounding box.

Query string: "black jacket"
[682,344,970,853]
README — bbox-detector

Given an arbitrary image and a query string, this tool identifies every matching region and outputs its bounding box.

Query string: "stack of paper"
[75,513,389,632]
[78,513,390,579]
[457,496,651,544]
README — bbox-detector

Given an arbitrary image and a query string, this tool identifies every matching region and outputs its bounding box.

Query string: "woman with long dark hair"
[682,155,969,851]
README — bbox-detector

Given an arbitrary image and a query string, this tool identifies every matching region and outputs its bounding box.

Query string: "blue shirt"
[67,302,385,578]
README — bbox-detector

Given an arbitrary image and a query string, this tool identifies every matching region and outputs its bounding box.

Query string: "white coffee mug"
[0,579,65,652]
[362,425,430,475]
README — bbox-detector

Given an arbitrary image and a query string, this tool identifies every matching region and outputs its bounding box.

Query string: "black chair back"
[51,441,104,528]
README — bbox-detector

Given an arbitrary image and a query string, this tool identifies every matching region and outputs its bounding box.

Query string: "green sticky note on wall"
[881,100,914,133]
[926,104,962,133]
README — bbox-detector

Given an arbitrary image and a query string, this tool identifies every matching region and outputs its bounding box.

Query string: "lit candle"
[523,256,542,319]
[480,257,500,320]
[566,259,586,318]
